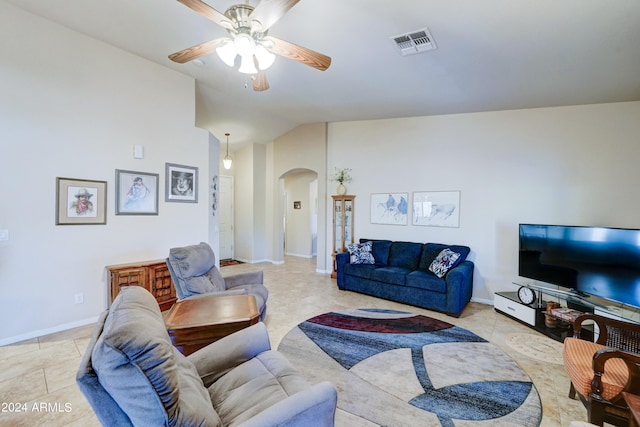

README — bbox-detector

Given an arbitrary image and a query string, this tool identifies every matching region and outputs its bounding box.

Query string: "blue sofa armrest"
[335,252,350,289]
[444,260,474,316]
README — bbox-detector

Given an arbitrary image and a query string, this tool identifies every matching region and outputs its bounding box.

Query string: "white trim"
[284,252,313,259]
[471,297,493,306]
[0,315,99,346]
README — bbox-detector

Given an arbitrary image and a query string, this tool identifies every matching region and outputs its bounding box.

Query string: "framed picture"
[412,191,461,227]
[293,201,301,209]
[370,193,408,225]
[115,169,159,215]
[56,177,107,225]
[165,163,198,203]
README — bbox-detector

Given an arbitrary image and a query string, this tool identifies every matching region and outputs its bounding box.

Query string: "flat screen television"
[519,224,640,309]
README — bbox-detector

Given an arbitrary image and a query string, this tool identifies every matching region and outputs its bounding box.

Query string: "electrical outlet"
[74,293,84,304]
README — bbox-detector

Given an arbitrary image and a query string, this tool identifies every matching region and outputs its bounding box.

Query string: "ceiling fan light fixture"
[255,44,275,70]
[234,33,255,57]
[216,40,237,67]
[238,54,258,74]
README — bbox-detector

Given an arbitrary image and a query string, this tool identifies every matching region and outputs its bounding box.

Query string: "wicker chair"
[563,313,640,426]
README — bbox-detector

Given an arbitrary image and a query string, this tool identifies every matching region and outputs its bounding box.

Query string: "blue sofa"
[336,239,474,317]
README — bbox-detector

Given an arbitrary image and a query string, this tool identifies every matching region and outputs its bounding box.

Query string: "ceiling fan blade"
[252,71,270,91]
[249,0,300,32]
[168,38,227,63]
[264,36,331,71]
[176,0,233,29]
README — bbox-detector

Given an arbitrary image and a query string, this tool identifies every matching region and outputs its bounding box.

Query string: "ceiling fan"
[169,0,331,91]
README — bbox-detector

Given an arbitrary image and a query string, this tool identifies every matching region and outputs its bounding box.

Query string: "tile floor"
[0,256,594,426]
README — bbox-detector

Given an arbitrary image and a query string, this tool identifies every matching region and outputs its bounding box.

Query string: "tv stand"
[494,291,593,342]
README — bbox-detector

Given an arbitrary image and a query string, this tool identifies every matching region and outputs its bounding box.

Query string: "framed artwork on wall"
[165,163,198,203]
[412,191,460,227]
[370,193,408,225]
[56,177,107,225]
[115,169,159,215]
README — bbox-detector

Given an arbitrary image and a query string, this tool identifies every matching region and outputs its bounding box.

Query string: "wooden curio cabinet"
[107,259,177,311]
[331,195,355,278]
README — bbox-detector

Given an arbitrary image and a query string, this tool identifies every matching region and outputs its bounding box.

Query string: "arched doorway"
[280,169,318,259]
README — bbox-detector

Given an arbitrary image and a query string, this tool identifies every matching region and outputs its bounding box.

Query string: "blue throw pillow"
[348,241,375,265]
[429,248,461,278]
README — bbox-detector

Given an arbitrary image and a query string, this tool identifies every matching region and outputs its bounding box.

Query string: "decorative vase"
[336,183,346,195]
[544,301,562,328]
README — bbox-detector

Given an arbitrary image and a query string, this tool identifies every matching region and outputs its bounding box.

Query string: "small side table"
[165,294,259,355]
[623,392,640,427]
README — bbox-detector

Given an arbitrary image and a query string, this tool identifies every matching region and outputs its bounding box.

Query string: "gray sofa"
[167,242,268,321]
[336,239,474,316]
[77,286,337,426]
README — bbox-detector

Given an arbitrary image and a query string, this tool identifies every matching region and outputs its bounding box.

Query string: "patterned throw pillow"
[429,248,461,278]
[347,241,375,265]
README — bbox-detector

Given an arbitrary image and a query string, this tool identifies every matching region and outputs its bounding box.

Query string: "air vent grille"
[390,28,437,56]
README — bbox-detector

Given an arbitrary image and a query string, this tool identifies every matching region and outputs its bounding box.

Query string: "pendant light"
[223,133,233,169]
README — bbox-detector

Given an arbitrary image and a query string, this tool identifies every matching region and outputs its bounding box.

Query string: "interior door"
[219,175,234,260]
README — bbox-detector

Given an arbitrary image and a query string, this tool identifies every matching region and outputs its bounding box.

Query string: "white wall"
[233,143,268,263]
[327,102,640,303]
[272,123,328,272]
[284,170,317,257]
[0,3,211,343]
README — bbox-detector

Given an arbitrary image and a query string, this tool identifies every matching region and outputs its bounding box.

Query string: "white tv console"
[495,282,640,342]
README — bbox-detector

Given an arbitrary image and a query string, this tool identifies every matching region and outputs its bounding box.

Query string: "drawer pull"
[507,306,516,311]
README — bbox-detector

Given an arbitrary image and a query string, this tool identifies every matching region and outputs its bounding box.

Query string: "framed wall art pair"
[370,191,461,228]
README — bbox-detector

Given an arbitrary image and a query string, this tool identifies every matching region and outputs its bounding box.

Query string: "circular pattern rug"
[278,308,542,427]
[505,333,564,365]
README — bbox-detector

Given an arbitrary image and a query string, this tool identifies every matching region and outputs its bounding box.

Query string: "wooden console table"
[165,294,259,355]
[106,259,176,311]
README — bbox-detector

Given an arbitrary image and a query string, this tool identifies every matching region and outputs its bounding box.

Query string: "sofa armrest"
[224,270,264,288]
[444,260,474,316]
[188,322,271,387]
[238,381,338,427]
[335,252,350,289]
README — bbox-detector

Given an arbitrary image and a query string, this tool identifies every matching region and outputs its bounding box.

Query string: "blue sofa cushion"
[388,242,423,270]
[360,239,393,266]
[370,267,410,285]
[419,243,470,271]
[343,264,378,280]
[406,270,447,293]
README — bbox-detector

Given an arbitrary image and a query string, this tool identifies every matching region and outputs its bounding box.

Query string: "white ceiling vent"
[390,28,437,56]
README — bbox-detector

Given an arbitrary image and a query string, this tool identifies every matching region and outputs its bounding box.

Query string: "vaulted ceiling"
[7,0,640,146]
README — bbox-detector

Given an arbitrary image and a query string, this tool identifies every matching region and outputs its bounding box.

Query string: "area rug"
[278,308,542,427]
[504,333,564,365]
[220,259,244,267]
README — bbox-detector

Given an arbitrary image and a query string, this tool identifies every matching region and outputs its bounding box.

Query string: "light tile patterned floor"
[0,256,592,426]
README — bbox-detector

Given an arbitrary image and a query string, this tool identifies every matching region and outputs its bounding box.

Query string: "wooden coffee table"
[165,294,259,355]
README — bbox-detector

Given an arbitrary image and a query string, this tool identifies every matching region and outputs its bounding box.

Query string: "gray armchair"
[167,242,268,320]
[77,286,337,426]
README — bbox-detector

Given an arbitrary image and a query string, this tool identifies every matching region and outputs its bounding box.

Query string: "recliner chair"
[77,286,337,426]
[166,242,268,320]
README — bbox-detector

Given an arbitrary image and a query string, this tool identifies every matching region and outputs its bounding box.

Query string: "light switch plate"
[0,229,9,241]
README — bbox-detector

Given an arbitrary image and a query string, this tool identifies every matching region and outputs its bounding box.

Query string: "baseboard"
[284,252,313,259]
[0,315,100,346]
[471,296,493,306]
